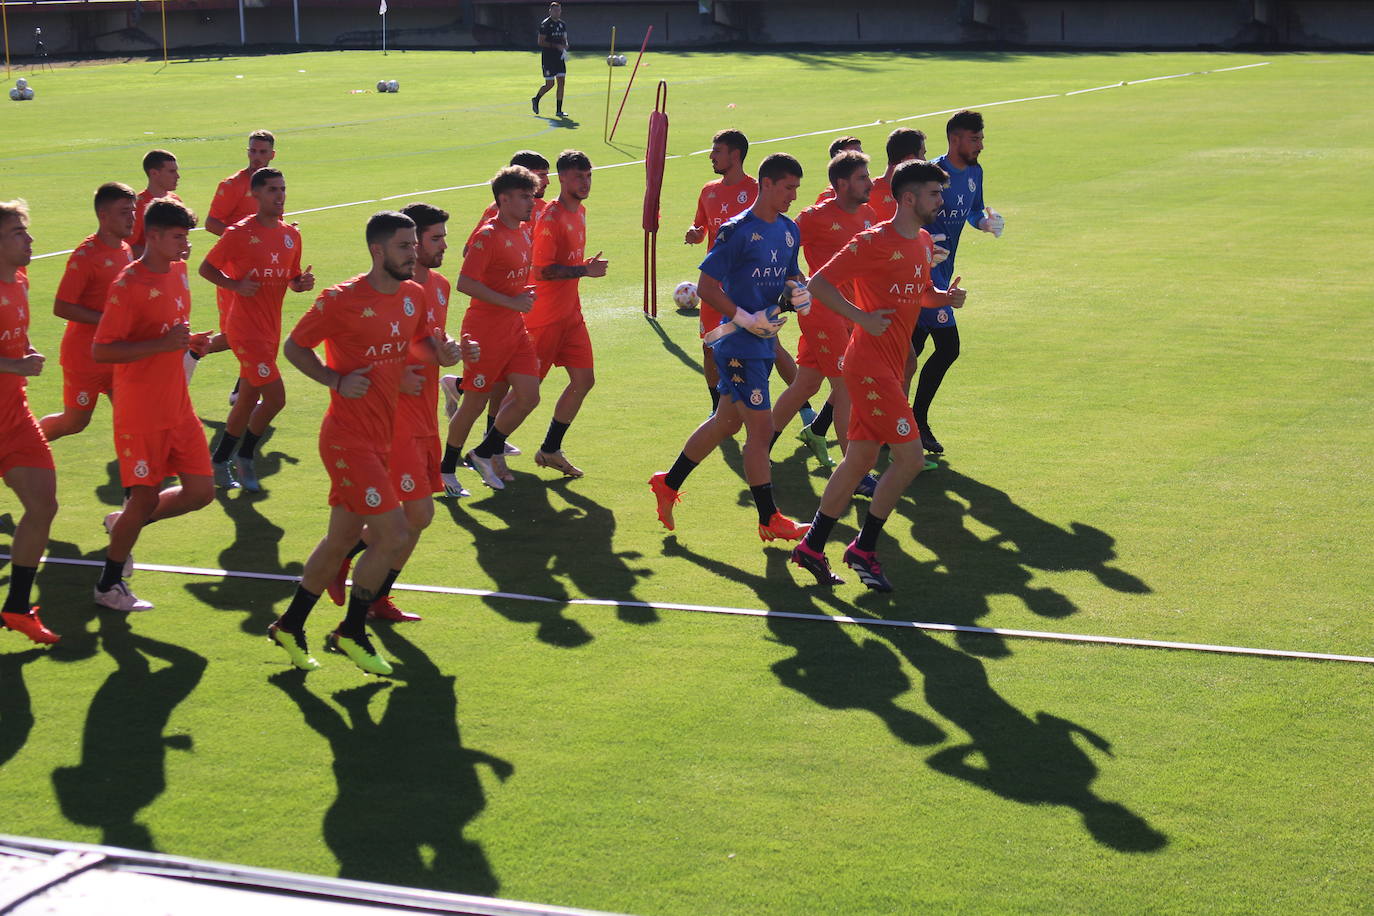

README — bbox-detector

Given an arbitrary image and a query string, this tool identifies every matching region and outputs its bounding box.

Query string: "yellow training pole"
[161,0,169,65]
[2,0,11,80]
[604,26,615,143]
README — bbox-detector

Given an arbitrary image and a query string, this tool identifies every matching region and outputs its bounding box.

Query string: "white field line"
[28,60,1269,263]
[6,551,1369,666]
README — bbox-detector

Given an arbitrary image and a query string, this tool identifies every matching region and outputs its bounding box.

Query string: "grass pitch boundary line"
[7,552,1370,666]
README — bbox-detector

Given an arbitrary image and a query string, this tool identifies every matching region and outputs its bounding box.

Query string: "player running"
[0,200,61,645]
[91,198,216,612]
[650,153,814,542]
[38,182,136,443]
[911,109,1003,455]
[270,210,432,675]
[440,166,542,494]
[868,128,925,223]
[792,160,969,591]
[199,168,315,492]
[532,1,570,118]
[129,150,182,258]
[526,149,609,478]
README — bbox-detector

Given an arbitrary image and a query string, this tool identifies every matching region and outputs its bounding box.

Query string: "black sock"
[811,401,835,437]
[769,430,781,449]
[663,453,698,491]
[341,591,372,638]
[377,568,401,600]
[542,419,570,454]
[856,510,888,552]
[802,401,814,413]
[804,511,838,552]
[441,443,464,475]
[473,426,508,460]
[188,350,202,362]
[709,386,720,413]
[211,432,240,464]
[750,483,778,525]
[3,564,38,614]
[97,557,125,591]
[347,539,368,560]
[278,585,321,632]
[486,414,497,434]
[239,429,262,460]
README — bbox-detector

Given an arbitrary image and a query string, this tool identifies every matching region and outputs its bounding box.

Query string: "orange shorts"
[231,336,281,387]
[843,367,921,446]
[458,319,540,393]
[796,310,851,379]
[60,333,113,410]
[0,411,54,476]
[389,432,442,502]
[320,440,400,516]
[114,411,212,488]
[699,304,725,340]
[528,316,594,378]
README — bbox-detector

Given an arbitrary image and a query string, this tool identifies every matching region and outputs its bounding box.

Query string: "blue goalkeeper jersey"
[920,153,985,330]
[699,208,801,360]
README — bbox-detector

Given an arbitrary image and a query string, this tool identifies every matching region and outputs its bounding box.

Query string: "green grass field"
[2,48,1373,913]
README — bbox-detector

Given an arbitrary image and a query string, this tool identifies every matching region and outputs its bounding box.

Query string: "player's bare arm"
[0,348,45,376]
[52,297,102,324]
[808,274,892,336]
[539,250,607,280]
[456,274,534,313]
[684,225,706,245]
[289,264,315,293]
[198,257,260,297]
[283,337,350,394]
[205,217,229,237]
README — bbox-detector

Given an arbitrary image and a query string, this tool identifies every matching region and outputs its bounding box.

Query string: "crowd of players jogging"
[0,106,1003,675]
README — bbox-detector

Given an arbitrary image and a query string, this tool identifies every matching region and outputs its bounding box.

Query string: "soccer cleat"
[465,450,506,490]
[491,454,516,483]
[326,630,394,676]
[790,542,844,586]
[924,457,939,472]
[93,581,153,612]
[535,449,583,478]
[556,109,568,119]
[327,558,351,607]
[799,405,818,427]
[854,473,879,498]
[503,440,522,457]
[234,455,262,492]
[648,472,681,530]
[920,429,944,455]
[212,460,241,490]
[268,622,321,671]
[441,471,471,499]
[759,512,811,543]
[843,541,894,592]
[2,608,60,645]
[367,596,422,622]
[102,511,134,579]
[440,374,461,419]
[531,95,540,114]
[796,425,836,468]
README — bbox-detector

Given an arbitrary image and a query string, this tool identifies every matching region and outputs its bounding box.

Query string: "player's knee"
[406,500,435,534]
[23,490,59,524]
[375,512,411,550]
[185,477,216,509]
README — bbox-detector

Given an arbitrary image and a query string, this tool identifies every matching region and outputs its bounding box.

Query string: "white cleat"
[441,471,471,499]
[94,581,154,612]
[102,511,134,579]
[465,450,506,490]
[503,440,522,457]
[440,375,461,420]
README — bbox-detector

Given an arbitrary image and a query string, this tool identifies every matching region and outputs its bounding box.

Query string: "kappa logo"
[133,459,150,479]
[257,362,271,378]
[749,388,764,406]
[750,232,764,243]
[473,373,487,389]
[364,487,382,508]
[403,297,416,317]
[896,417,911,437]
[361,307,376,318]
[400,473,416,493]
[77,390,91,407]
[284,235,295,249]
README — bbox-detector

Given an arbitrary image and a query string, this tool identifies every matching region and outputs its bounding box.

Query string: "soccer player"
[270,210,431,675]
[199,168,314,491]
[813,136,864,204]
[791,160,968,591]
[91,198,216,611]
[0,200,61,645]
[439,166,542,494]
[649,153,813,542]
[868,128,925,223]
[38,182,136,443]
[129,150,182,258]
[527,149,609,478]
[532,1,569,118]
[911,109,1003,455]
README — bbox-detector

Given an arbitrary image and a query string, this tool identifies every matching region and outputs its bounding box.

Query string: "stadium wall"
[3,0,1371,56]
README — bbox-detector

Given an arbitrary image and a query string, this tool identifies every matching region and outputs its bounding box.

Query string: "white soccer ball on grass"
[673,281,700,310]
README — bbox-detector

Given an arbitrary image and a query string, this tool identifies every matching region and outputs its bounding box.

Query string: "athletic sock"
[485,414,497,434]
[769,430,781,449]
[377,569,401,601]
[541,419,570,454]
[811,401,835,437]
[441,444,464,475]
[663,453,698,491]
[239,430,263,461]
[278,585,321,632]
[340,591,371,638]
[709,386,721,414]
[2,565,38,614]
[856,510,888,552]
[750,483,779,525]
[97,557,124,592]
[347,539,368,560]
[804,511,838,552]
[211,432,240,464]
[473,426,508,460]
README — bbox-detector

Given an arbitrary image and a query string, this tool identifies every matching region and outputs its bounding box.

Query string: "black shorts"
[542,55,566,79]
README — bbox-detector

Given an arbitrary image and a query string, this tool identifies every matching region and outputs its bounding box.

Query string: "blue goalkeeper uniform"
[920,153,984,330]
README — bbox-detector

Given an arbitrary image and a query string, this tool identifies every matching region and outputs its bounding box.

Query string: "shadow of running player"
[269,626,512,895]
[0,648,45,771]
[51,615,206,851]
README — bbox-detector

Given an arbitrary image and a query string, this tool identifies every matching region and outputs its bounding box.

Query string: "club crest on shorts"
[896,417,911,437]
[77,390,90,407]
[403,297,416,317]
[749,388,764,406]
[133,459,150,479]
[400,473,415,493]
[938,310,949,324]
[257,362,271,378]
[837,356,845,372]
[364,487,382,508]
[472,373,487,389]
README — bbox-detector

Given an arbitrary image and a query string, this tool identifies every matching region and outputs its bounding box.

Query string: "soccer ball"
[16,78,27,90]
[22,88,33,100]
[8,88,19,101]
[673,281,700,310]
[387,79,399,92]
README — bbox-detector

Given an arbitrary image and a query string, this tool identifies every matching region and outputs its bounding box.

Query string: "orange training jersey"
[465,198,548,254]
[796,198,879,279]
[395,270,451,440]
[94,260,196,433]
[0,274,33,426]
[693,176,759,248]
[459,218,533,338]
[208,169,258,228]
[528,199,587,329]
[289,274,425,450]
[814,187,837,205]
[205,217,303,343]
[869,175,898,223]
[813,224,948,379]
[130,190,184,250]
[56,233,134,349]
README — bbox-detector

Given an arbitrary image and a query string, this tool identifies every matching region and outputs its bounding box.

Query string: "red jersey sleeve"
[55,248,95,306]
[459,227,496,283]
[93,286,136,345]
[290,293,335,349]
[207,178,238,224]
[532,210,561,271]
[205,227,239,272]
[814,233,873,291]
[693,186,709,230]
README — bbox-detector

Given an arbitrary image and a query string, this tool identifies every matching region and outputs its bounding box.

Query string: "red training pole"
[608,25,652,142]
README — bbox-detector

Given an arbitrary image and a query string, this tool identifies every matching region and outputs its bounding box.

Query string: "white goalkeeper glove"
[732,307,784,338]
[978,208,1005,238]
[930,233,950,266]
[784,280,812,316]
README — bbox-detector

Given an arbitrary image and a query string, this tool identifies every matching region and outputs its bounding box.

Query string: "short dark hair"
[142,149,176,175]
[144,198,197,231]
[399,202,450,233]
[492,165,538,201]
[828,136,862,159]
[248,129,276,147]
[885,128,926,166]
[250,167,283,190]
[93,182,136,213]
[890,159,949,203]
[946,109,984,135]
[712,129,749,161]
[365,210,416,246]
[556,149,592,172]
[827,150,870,187]
[757,152,803,184]
[509,150,550,171]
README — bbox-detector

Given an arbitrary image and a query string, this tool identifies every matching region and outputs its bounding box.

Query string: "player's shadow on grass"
[94,457,126,508]
[536,113,580,130]
[51,615,206,851]
[645,315,704,376]
[0,648,45,771]
[270,627,512,896]
[1,529,109,662]
[445,477,654,646]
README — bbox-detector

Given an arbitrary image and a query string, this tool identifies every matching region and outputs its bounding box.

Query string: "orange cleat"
[2,607,60,645]
[327,558,351,607]
[648,472,682,531]
[759,511,811,543]
[367,596,422,622]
